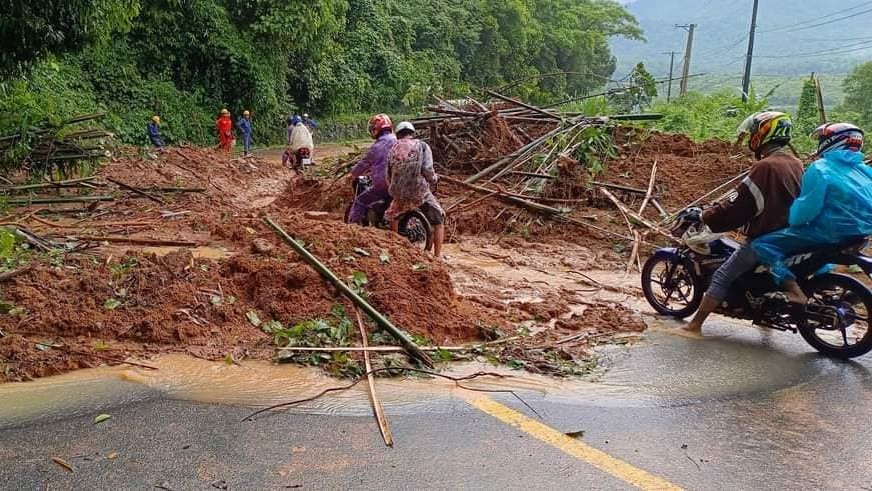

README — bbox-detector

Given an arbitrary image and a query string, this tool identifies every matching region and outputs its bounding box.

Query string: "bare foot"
[683,321,702,333]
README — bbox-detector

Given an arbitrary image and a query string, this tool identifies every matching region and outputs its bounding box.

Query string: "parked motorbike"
[641,209,872,358]
[343,176,433,251]
[294,147,312,170]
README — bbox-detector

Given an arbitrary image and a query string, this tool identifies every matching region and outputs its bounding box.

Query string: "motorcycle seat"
[789,236,868,258]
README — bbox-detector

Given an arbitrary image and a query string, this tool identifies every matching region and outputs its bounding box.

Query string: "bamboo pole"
[354,307,393,447]
[264,217,434,368]
[6,195,115,205]
[105,178,165,205]
[637,160,658,216]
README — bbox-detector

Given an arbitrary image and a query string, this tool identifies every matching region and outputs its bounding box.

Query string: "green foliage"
[608,62,657,113]
[651,90,768,142]
[796,78,819,137]
[0,0,642,155]
[0,1,140,75]
[573,126,616,175]
[841,62,872,130]
[268,305,363,377]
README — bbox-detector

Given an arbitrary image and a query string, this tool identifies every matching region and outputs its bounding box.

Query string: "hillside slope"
[612,0,872,76]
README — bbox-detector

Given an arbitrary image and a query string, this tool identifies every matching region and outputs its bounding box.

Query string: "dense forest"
[0,0,641,146]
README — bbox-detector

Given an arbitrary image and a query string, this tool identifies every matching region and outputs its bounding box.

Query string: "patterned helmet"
[738,111,792,158]
[368,114,393,139]
[810,122,864,156]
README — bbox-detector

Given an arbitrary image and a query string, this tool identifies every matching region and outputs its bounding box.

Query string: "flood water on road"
[1,313,851,430]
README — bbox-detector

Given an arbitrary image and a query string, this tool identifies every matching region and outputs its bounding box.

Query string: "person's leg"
[419,199,446,258]
[685,244,759,332]
[348,188,388,225]
[244,134,251,155]
[752,228,822,304]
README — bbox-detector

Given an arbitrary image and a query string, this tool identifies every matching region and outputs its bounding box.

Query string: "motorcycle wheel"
[641,253,703,318]
[398,211,433,252]
[798,273,872,359]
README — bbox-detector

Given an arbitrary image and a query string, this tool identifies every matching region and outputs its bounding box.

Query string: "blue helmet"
[291,115,302,126]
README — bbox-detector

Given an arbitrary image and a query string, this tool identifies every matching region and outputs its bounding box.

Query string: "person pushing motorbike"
[348,114,397,225]
[684,111,804,333]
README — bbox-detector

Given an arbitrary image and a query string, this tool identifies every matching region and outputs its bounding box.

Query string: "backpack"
[388,138,429,204]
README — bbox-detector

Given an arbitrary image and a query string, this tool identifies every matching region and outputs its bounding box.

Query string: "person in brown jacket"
[685,112,804,333]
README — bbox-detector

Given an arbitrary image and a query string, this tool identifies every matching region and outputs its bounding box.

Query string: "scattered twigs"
[264,217,434,368]
[242,367,539,422]
[354,307,394,447]
[105,177,165,204]
[484,89,561,121]
[1,177,97,192]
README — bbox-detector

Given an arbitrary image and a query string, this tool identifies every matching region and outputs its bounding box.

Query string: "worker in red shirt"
[216,109,234,152]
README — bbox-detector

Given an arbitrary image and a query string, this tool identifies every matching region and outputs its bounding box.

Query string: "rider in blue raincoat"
[752,123,872,303]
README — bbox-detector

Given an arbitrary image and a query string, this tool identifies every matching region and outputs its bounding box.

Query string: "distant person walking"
[147,115,165,152]
[216,109,233,153]
[237,110,253,156]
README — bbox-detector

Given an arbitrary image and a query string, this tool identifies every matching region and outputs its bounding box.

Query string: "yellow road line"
[467,395,682,490]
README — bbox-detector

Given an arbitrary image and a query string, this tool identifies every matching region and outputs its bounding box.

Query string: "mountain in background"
[611,0,872,80]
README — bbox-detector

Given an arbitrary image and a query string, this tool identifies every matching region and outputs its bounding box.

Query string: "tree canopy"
[0,0,641,145]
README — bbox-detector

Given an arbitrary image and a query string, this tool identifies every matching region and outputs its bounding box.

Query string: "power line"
[756,39,872,59]
[761,3,872,33]
[759,1,872,32]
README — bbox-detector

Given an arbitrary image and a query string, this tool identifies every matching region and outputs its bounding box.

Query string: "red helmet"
[810,122,864,156]
[368,114,393,139]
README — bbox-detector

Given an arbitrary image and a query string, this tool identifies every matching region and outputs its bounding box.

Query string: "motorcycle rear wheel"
[641,253,704,318]
[398,211,433,252]
[799,273,872,359]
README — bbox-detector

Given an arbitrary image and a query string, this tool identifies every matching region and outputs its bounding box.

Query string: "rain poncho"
[288,123,313,153]
[752,149,872,284]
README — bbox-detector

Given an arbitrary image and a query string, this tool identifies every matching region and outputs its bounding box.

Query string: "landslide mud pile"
[0,150,497,382]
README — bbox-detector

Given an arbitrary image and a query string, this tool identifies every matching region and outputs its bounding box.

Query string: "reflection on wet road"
[3,313,872,489]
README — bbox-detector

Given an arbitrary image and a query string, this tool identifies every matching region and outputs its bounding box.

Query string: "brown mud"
[0,128,744,383]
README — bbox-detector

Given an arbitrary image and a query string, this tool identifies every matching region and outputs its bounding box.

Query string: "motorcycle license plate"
[302,158,312,166]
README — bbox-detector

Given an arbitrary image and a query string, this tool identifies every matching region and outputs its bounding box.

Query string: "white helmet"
[682,223,723,255]
[396,121,415,135]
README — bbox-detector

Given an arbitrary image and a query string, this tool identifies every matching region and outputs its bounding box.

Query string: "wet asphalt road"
[3,318,872,490]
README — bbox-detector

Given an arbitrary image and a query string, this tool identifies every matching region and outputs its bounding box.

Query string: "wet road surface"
[3,317,872,489]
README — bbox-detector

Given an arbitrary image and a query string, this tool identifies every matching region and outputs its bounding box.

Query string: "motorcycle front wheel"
[799,273,872,359]
[641,253,704,318]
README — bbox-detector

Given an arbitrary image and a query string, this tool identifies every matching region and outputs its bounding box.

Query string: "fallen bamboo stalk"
[145,187,207,193]
[637,160,658,216]
[484,89,561,120]
[73,236,197,247]
[264,217,434,368]
[6,195,115,205]
[599,188,677,243]
[660,170,749,225]
[651,199,668,218]
[105,177,165,204]
[276,345,471,353]
[354,307,393,447]
[0,265,33,282]
[2,177,97,192]
[590,181,653,196]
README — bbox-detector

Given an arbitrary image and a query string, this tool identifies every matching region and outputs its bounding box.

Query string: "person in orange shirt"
[216,109,234,152]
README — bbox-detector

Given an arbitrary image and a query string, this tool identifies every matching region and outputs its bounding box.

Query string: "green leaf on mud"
[0,301,16,314]
[224,354,235,366]
[379,251,391,263]
[104,298,121,310]
[94,414,112,424]
[565,430,585,438]
[245,310,262,327]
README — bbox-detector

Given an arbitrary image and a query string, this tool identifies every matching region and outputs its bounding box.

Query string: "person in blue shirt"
[237,110,253,156]
[752,123,872,304]
[147,115,165,151]
[303,113,317,132]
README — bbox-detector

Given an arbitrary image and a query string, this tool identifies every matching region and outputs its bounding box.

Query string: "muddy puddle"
[0,321,829,429]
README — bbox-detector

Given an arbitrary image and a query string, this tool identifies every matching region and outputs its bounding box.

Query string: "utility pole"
[662,51,679,102]
[675,24,696,96]
[741,0,760,102]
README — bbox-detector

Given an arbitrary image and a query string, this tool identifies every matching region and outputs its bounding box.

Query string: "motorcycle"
[641,209,872,358]
[294,147,312,170]
[343,176,433,252]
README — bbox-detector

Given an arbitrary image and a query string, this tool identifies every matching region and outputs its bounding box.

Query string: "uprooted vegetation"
[0,99,754,383]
